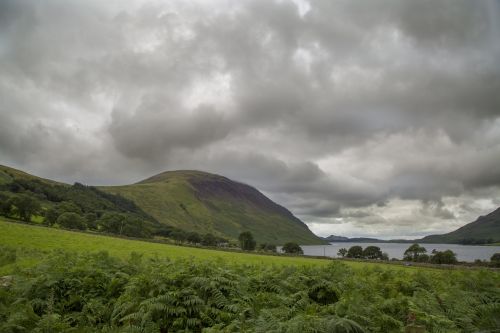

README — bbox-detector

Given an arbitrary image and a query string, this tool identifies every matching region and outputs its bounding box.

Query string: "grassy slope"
[0,169,12,185]
[0,164,62,185]
[0,165,62,215]
[0,218,433,274]
[0,165,323,245]
[101,170,324,245]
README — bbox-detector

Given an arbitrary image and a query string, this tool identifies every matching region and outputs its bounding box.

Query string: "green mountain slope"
[420,207,500,244]
[0,165,61,185]
[101,170,324,245]
[0,164,162,236]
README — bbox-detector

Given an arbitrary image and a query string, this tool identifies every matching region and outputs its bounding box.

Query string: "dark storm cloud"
[109,98,231,160]
[1,0,500,237]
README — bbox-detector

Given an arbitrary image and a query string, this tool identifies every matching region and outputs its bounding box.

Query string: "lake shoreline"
[299,242,500,262]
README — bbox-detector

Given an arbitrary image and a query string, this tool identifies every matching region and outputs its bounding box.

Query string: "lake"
[294,243,500,262]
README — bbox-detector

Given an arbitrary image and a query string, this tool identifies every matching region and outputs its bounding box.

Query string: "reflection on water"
[289,243,500,262]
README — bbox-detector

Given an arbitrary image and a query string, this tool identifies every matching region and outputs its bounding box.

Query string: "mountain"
[101,170,325,245]
[322,235,350,242]
[419,207,500,244]
[324,207,500,245]
[322,235,388,243]
[0,165,324,244]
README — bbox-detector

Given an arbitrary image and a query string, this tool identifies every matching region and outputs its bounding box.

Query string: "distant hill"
[419,207,500,244]
[324,207,500,245]
[322,235,388,243]
[322,235,350,242]
[101,170,325,245]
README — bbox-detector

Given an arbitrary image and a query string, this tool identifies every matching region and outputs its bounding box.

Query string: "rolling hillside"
[0,165,324,245]
[0,165,61,185]
[420,207,500,244]
[101,170,324,244]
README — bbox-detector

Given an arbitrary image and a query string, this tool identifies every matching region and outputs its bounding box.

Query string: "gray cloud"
[1,0,500,238]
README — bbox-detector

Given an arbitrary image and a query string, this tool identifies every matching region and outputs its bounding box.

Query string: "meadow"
[0,218,332,273]
[0,218,464,273]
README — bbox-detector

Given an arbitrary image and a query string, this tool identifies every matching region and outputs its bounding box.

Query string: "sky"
[1,0,500,239]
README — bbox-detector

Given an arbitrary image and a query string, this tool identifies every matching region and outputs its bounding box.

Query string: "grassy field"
[0,217,442,274]
[0,218,330,269]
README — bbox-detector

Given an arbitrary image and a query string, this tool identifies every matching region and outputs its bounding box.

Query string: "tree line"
[336,243,500,266]
[337,245,389,260]
[336,244,458,264]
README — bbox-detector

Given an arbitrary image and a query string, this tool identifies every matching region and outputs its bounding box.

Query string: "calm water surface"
[294,243,500,262]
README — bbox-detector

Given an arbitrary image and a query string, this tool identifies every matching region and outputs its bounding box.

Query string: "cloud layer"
[1,0,500,238]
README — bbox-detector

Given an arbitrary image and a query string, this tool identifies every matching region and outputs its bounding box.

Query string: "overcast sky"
[1,0,500,239]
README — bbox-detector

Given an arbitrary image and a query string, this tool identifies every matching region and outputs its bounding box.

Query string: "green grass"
[0,218,329,267]
[0,164,62,185]
[100,170,325,245]
[0,218,437,274]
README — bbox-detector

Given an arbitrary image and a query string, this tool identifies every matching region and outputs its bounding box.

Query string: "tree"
[362,246,383,259]
[56,212,86,230]
[187,232,202,244]
[346,246,363,258]
[44,207,59,226]
[44,201,83,226]
[490,253,500,267]
[0,193,12,217]
[11,194,41,222]
[216,236,229,246]
[58,201,82,214]
[430,249,457,264]
[416,254,429,262]
[404,243,427,261]
[491,253,500,262]
[155,226,175,238]
[282,242,303,254]
[121,216,148,238]
[84,212,98,230]
[337,248,348,258]
[98,213,125,234]
[238,231,256,251]
[259,243,277,252]
[170,230,188,243]
[201,233,217,247]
